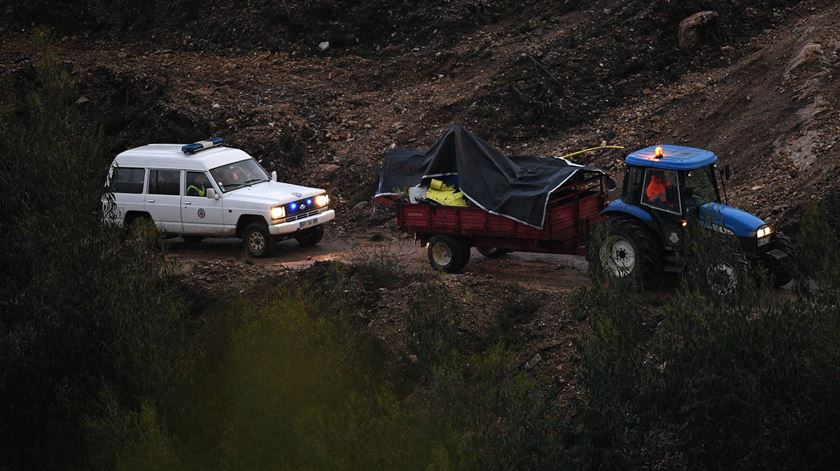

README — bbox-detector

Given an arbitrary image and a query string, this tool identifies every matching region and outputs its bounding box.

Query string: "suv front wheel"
[243,223,275,257]
[294,225,324,247]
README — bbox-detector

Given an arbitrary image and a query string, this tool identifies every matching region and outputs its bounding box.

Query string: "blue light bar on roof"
[182,137,224,155]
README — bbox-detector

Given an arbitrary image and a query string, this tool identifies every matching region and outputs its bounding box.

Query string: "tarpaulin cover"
[375,125,608,228]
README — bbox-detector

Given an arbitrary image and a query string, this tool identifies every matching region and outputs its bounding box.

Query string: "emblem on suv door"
[198,209,206,218]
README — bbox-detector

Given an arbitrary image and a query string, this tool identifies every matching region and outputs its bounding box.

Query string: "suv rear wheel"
[243,223,275,258]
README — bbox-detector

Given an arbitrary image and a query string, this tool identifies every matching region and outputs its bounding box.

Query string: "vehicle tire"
[477,247,510,258]
[595,216,661,285]
[183,236,204,244]
[426,235,467,273]
[770,231,794,288]
[457,240,472,271]
[707,251,749,296]
[124,213,152,233]
[243,223,275,258]
[295,225,324,247]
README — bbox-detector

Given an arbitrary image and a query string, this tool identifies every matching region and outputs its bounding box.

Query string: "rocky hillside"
[2,0,837,231]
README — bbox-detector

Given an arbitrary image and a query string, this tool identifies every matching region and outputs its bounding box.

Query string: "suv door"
[182,171,225,235]
[146,169,183,233]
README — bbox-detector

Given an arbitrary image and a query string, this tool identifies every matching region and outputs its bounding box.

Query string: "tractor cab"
[598,145,793,287]
[622,145,726,234]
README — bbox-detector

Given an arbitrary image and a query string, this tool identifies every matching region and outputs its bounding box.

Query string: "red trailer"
[376,173,608,272]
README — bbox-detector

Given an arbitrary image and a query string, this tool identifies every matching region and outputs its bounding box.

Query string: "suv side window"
[111,167,145,194]
[185,172,211,197]
[148,169,181,195]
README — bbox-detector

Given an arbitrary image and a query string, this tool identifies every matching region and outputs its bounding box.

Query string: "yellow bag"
[425,179,468,207]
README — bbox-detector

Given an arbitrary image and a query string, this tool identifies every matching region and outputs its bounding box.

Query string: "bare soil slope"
[2,0,837,232]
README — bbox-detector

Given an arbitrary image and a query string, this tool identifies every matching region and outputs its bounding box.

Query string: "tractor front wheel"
[769,231,795,288]
[594,217,661,285]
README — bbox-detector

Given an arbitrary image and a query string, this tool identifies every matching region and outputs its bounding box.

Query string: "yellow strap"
[557,145,625,160]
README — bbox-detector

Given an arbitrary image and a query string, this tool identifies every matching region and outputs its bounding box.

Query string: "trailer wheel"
[457,241,472,270]
[477,247,510,258]
[769,231,794,288]
[596,217,661,284]
[427,235,467,273]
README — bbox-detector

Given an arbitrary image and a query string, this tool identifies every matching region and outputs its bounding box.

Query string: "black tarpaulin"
[375,125,608,229]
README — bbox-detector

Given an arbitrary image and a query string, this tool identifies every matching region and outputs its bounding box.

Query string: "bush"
[405,277,460,367]
[577,220,840,469]
[349,241,406,289]
[0,32,190,470]
[796,192,840,295]
[277,127,306,167]
[419,344,568,470]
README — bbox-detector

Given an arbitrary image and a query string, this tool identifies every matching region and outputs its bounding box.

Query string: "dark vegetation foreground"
[1,37,839,470]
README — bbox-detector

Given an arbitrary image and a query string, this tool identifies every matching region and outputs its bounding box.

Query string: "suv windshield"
[210,159,269,193]
[683,165,719,209]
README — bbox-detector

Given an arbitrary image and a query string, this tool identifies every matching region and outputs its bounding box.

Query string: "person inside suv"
[186,172,210,197]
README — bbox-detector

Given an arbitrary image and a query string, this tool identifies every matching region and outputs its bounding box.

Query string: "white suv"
[105,138,335,257]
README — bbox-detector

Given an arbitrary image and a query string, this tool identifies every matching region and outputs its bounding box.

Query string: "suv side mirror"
[206,188,220,200]
[271,170,278,182]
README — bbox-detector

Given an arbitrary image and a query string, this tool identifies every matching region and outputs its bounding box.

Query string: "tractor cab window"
[683,165,719,210]
[623,166,645,203]
[641,169,680,215]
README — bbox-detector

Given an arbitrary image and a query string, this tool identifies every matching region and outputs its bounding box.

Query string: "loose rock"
[678,11,719,51]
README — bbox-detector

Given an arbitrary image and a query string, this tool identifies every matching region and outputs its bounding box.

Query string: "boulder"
[784,43,824,79]
[678,11,719,51]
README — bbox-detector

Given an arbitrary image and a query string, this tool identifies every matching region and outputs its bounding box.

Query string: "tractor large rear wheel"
[595,217,661,285]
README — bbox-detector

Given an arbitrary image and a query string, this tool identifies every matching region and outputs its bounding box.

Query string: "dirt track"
[170,228,592,291]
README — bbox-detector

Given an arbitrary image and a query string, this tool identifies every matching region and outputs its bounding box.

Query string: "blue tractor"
[595,145,793,287]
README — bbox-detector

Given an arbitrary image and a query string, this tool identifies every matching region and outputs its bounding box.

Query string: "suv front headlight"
[270,205,286,221]
[314,194,330,208]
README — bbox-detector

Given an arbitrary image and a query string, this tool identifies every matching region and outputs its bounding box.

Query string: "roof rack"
[182,137,224,155]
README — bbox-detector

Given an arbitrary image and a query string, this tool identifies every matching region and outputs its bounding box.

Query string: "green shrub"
[577,221,840,469]
[0,32,190,470]
[796,192,840,295]
[121,293,444,469]
[405,277,460,366]
[349,241,406,289]
[277,127,306,167]
[419,344,568,470]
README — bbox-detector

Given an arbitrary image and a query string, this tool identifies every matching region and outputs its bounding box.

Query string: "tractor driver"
[645,170,674,210]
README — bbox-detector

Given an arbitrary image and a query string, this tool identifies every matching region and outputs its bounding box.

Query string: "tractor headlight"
[270,205,286,221]
[756,225,773,239]
[314,194,330,208]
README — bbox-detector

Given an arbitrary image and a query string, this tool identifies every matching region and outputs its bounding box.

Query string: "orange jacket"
[646,175,668,202]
